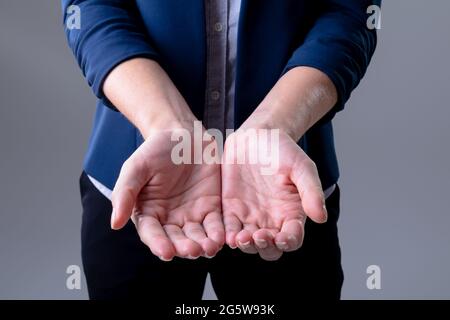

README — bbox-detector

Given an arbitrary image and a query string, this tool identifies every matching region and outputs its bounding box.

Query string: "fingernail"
[276,242,289,250]
[288,235,298,243]
[205,253,215,259]
[110,209,116,229]
[323,204,328,221]
[159,255,172,262]
[255,239,268,249]
[238,241,251,249]
[229,243,237,249]
[187,255,200,260]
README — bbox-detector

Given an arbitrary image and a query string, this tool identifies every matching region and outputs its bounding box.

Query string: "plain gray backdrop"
[0,0,449,299]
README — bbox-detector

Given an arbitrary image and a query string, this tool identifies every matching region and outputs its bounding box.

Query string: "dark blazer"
[62,0,379,190]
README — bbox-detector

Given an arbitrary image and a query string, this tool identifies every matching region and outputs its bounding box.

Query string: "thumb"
[111,155,150,230]
[291,158,327,223]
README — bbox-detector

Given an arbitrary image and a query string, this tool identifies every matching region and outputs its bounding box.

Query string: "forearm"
[103,58,197,139]
[241,66,338,141]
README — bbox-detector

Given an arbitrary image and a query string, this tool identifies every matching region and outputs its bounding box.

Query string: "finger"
[183,222,220,258]
[291,158,327,223]
[253,229,283,261]
[275,218,305,252]
[111,156,150,230]
[164,224,203,259]
[223,213,242,249]
[236,224,258,254]
[203,211,225,248]
[133,214,175,261]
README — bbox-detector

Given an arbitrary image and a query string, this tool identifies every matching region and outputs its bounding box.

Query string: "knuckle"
[121,158,133,171]
[118,185,135,201]
[307,159,317,172]
[122,157,145,174]
[298,157,316,172]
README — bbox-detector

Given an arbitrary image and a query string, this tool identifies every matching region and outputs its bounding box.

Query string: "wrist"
[137,102,198,139]
[240,103,309,142]
[240,66,337,142]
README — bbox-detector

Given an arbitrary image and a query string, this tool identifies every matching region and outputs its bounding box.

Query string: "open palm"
[222,130,327,260]
[111,130,224,261]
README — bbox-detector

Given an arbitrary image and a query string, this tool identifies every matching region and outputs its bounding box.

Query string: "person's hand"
[110,128,224,261]
[222,129,327,261]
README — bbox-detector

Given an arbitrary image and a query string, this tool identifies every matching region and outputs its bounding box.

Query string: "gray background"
[0,0,449,299]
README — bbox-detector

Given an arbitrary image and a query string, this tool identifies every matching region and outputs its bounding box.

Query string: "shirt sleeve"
[61,0,159,109]
[283,0,380,123]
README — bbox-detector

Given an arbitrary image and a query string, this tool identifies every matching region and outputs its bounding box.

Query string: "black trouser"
[80,171,344,300]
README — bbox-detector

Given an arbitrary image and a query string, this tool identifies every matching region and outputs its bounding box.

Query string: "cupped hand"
[111,129,224,261]
[222,129,327,261]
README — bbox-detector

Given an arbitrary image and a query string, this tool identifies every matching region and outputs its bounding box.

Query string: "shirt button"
[214,22,223,32]
[210,90,220,101]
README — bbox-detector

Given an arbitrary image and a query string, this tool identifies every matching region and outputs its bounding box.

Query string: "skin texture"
[103,58,337,261]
